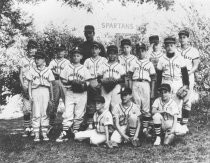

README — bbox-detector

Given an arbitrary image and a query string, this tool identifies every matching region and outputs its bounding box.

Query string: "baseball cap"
[27,39,38,49]
[118,87,132,96]
[94,96,105,103]
[121,39,131,46]
[84,25,95,32]
[149,35,159,44]
[34,50,46,59]
[178,30,189,37]
[91,41,100,49]
[164,37,176,44]
[136,43,146,51]
[107,45,118,54]
[71,47,83,55]
[56,44,66,51]
[158,83,171,92]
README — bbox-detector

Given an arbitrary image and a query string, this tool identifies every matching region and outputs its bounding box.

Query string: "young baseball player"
[75,96,114,147]
[152,83,186,146]
[130,43,156,138]
[118,39,138,88]
[19,39,37,137]
[156,37,190,132]
[111,87,141,146]
[177,30,200,127]
[56,47,91,142]
[27,51,55,142]
[84,41,108,129]
[48,44,70,130]
[98,45,126,112]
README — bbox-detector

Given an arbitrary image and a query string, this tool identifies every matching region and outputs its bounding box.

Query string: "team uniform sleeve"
[152,98,160,113]
[84,59,89,69]
[192,48,200,60]
[134,104,141,117]
[157,58,163,70]
[48,60,54,70]
[48,70,55,81]
[103,112,113,126]
[149,62,156,75]
[60,66,69,80]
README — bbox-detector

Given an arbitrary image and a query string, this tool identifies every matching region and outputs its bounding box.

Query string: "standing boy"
[56,47,91,142]
[84,41,108,129]
[98,45,126,111]
[19,39,37,137]
[75,96,114,147]
[111,87,141,146]
[48,44,70,129]
[27,51,55,142]
[118,39,138,88]
[130,43,156,137]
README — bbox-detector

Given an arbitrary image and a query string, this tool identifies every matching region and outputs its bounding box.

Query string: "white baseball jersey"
[60,64,91,82]
[26,66,55,88]
[157,52,186,81]
[131,59,156,82]
[118,54,138,73]
[98,62,125,79]
[48,58,70,77]
[84,56,108,79]
[149,51,164,69]
[152,97,180,120]
[93,110,113,133]
[112,102,141,126]
[177,46,200,71]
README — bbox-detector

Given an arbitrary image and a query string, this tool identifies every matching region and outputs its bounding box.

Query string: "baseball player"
[130,43,156,138]
[27,51,55,142]
[156,37,190,132]
[111,87,141,146]
[152,83,186,146]
[98,45,126,112]
[75,96,114,147]
[48,44,71,131]
[84,41,108,129]
[19,39,37,137]
[56,47,91,142]
[118,39,138,88]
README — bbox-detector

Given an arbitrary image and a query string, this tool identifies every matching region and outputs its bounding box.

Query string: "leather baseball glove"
[71,80,87,93]
[102,78,117,93]
[176,86,188,99]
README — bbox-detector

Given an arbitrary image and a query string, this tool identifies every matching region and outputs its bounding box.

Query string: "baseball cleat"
[22,127,30,137]
[154,136,161,146]
[56,131,68,142]
[143,128,152,138]
[34,133,40,142]
[42,133,49,141]
[30,128,35,137]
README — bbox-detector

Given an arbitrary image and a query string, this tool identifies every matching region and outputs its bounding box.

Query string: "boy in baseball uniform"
[111,87,141,146]
[84,41,108,129]
[130,43,156,138]
[48,44,70,130]
[19,39,37,137]
[98,45,126,112]
[156,37,190,132]
[27,51,55,142]
[152,83,187,146]
[75,96,114,147]
[56,47,91,142]
[118,39,138,88]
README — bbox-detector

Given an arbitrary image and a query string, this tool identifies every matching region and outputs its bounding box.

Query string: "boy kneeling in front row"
[75,96,114,148]
[152,83,187,146]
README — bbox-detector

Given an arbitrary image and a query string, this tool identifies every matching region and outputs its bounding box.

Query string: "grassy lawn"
[0,105,209,163]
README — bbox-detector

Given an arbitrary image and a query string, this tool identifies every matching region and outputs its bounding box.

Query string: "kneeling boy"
[75,96,113,147]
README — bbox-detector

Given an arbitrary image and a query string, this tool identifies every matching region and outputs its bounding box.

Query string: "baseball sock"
[182,109,190,125]
[24,113,31,128]
[129,127,136,137]
[142,116,151,130]
[154,124,161,137]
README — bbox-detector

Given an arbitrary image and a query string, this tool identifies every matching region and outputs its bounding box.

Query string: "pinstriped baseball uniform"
[26,66,55,132]
[60,64,91,131]
[131,59,156,116]
[75,110,113,145]
[177,47,200,90]
[111,102,141,143]
[98,62,126,111]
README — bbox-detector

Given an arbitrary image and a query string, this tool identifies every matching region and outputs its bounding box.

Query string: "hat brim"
[158,87,170,92]
[34,55,45,59]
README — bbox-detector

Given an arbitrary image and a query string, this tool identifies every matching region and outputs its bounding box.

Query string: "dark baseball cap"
[178,30,189,37]
[136,43,146,51]
[164,37,176,44]
[71,47,83,55]
[34,51,46,59]
[84,25,95,32]
[121,39,131,46]
[118,87,132,96]
[56,44,66,51]
[107,45,118,54]
[27,39,38,49]
[158,83,171,92]
[94,96,105,103]
[149,35,159,44]
[91,41,100,49]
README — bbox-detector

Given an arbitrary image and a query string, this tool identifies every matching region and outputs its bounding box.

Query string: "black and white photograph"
[0,0,209,162]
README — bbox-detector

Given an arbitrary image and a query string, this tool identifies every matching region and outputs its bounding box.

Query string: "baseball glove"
[106,141,114,148]
[164,130,175,145]
[176,86,188,99]
[71,80,87,93]
[131,138,141,147]
[102,78,117,93]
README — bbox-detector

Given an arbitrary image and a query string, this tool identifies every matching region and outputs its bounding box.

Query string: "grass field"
[0,104,209,163]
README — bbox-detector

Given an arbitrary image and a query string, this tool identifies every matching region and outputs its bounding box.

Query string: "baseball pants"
[62,90,87,131]
[101,84,121,112]
[32,86,49,133]
[111,125,127,143]
[75,129,106,145]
